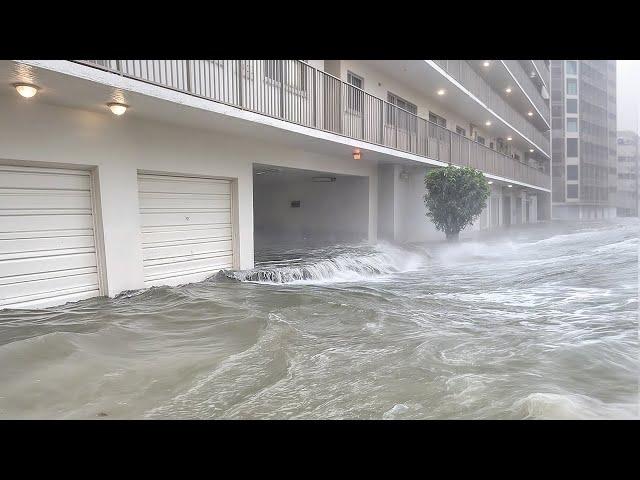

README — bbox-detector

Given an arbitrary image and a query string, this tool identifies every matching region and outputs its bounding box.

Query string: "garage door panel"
[138,193,231,210]
[143,255,233,282]
[0,235,95,255]
[0,272,99,302]
[138,173,234,287]
[2,214,95,232]
[0,168,91,191]
[1,252,98,277]
[138,176,231,195]
[142,239,233,262]
[139,211,231,228]
[0,165,101,309]
[141,226,232,246]
[1,285,100,310]
[0,190,92,210]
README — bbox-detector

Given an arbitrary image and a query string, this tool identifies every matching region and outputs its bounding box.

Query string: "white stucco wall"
[0,95,378,298]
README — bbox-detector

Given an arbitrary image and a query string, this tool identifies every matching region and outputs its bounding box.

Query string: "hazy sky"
[617,60,640,134]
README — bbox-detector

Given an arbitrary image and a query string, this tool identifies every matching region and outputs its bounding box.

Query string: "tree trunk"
[445,232,459,242]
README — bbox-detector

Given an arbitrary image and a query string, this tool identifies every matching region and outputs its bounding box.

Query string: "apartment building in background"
[550,60,618,219]
[616,130,639,216]
[0,59,551,308]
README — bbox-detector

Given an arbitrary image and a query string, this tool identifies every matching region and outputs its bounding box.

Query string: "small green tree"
[424,166,490,241]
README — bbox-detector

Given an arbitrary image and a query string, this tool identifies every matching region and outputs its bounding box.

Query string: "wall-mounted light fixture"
[529,148,535,153]
[14,83,40,98]
[353,148,361,160]
[107,102,128,116]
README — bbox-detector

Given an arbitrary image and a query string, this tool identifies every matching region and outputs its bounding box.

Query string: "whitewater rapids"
[0,220,637,419]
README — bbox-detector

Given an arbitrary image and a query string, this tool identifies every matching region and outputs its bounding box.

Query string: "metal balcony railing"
[532,60,550,86]
[501,60,550,123]
[433,60,550,156]
[76,60,550,190]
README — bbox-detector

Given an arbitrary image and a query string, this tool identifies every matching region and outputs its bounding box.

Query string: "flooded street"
[0,220,637,419]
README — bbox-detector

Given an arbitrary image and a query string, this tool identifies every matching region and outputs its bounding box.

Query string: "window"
[565,61,577,75]
[387,92,417,131]
[346,71,364,113]
[552,118,563,129]
[567,118,578,132]
[566,98,578,114]
[567,184,579,198]
[567,138,578,157]
[567,165,579,180]
[428,111,446,127]
[476,135,485,145]
[566,78,578,95]
[263,60,283,82]
[552,105,563,117]
[456,126,466,137]
[388,93,417,114]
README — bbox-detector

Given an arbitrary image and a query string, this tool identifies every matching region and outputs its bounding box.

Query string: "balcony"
[532,60,550,86]
[432,60,550,156]
[501,60,550,123]
[76,60,550,190]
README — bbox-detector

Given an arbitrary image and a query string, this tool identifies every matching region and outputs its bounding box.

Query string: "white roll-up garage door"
[0,164,102,309]
[137,172,234,287]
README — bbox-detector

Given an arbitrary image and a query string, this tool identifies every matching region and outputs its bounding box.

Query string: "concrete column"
[95,162,145,296]
[236,163,254,270]
[368,169,378,244]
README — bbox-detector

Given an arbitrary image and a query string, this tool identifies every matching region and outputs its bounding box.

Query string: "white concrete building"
[0,59,551,309]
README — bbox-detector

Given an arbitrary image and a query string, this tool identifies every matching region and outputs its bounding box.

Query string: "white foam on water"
[231,242,426,285]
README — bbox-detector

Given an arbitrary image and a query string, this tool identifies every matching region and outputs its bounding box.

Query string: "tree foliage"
[424,166,491,241]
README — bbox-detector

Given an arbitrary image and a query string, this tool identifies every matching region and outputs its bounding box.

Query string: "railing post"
[448,131,452,165]
[185,60,191,92]
[313,69,317,128]
[237,60,243,108]
[279,60,285,119]
[380,101,384,145]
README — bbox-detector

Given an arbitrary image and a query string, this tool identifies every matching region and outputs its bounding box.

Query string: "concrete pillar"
[95,162,145,296]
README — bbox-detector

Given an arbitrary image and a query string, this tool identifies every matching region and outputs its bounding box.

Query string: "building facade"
[616,130,639,216]
[551,60,618,220]
[0,59,551,309]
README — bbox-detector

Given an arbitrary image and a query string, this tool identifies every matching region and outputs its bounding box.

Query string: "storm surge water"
[0,220,638,419]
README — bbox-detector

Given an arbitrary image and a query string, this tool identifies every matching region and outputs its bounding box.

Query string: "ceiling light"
[507,136,512,141]
[529,148,534,153]
[353,149,361,160]
[527,111,533,116]
[482,61,490,67]
[14,83,40,98]
[508,184,513,188]
[505,87,512,93]
[437,89,446,96]
[107,102,128,116]
[485,121,492,126]
[487,181,493,185]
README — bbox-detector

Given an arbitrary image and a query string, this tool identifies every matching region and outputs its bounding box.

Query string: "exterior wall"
[0,94,378,298]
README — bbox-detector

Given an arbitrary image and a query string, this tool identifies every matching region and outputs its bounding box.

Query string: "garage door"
[137,173,234,287]
[0,164,102,309]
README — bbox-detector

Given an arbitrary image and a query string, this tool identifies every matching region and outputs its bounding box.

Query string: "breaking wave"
[228,243,426,284]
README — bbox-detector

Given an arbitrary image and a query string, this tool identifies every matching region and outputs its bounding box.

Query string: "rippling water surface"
[1,220,638,419]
